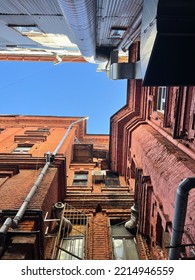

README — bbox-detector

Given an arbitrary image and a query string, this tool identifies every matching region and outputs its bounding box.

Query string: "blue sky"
[0,61,127,134]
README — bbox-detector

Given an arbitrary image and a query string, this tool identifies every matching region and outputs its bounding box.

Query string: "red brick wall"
[110,79,146,175]
[131,124,195,256]
[131,124,195,219]
[149,86,195,152]
[0,168,58,211]
[0,127,25,153]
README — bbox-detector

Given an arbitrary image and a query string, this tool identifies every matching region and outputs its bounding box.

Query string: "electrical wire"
[0,65,53,92]
[0,56,84,93]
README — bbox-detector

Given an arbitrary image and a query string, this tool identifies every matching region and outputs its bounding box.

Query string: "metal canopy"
[0,0,194,85]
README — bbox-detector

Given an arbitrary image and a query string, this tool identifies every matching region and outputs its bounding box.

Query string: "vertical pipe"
[12,162,50,227]
[168,177,195,260]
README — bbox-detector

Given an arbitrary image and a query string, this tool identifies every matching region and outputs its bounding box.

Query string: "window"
[37,128,50,133]
[14,132,47,142]
[9,25,43,36]
[192,114,195,130]
[24,128,50,136]
[72,171,88,186]
[105,171,119,186]
[111,222,139,260]
[58,238,84,260]
[13,144,33,154]
[157,87,167,113]
[173,86,195,140]
[73,144,93,163]
[113,238,139,260]
[55,203,87,260]
[110,27,127,39]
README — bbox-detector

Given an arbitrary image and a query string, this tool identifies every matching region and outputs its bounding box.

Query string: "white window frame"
[112,237,139,260]
[13,144,33,154]
[58,237,84,260]
[157,87,167,113]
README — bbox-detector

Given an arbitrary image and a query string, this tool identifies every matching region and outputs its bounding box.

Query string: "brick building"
[1,72,194,260]
[0,115,140,260]
[110,43,195,260]
[0,0,194,261]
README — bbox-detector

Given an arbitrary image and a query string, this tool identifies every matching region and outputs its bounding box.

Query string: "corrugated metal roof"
[96,0,143,47]
[0,1,77,50]
[0,0,22,14]
[33,15,76,43]
[0,0,143,68]
[0,36,10,45]
[0,14,76,45]
[0,21,37,46]
[0,15,34,25]
[0,0,62,15]
[18,0,62,15]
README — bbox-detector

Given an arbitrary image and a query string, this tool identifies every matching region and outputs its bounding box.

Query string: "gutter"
[0,116,88,256]
[168,177,195,260]
[117,11,143,51]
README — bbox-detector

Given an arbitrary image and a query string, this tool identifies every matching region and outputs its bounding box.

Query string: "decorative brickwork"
[88,213,112,260]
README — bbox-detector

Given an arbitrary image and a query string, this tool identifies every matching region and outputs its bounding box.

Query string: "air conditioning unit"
[92,170,106,183]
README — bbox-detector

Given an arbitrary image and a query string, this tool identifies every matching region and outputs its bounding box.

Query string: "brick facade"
[109,43,195,260]
[1,115,124,260]
[0,115,86,259]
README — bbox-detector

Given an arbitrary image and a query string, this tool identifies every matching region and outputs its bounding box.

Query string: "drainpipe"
[168,177,195,260]
[125,203,139,230]
[0,116,88,255]
[52,117,89,156]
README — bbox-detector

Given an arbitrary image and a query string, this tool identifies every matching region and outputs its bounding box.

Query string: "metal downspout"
[52,117,88,156]
[168,177,195,260]
[0,116,88,255]
[12,162,51,228]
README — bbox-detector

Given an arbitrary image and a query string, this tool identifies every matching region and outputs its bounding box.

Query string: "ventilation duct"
[110,61,141,80]
[125,204,138,230]
[54,201,65,217]
[53,202,72,233]
[140,0,195,86]
[57,0,108,66]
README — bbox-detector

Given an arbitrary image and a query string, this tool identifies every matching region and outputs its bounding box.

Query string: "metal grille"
[52,203,89,260]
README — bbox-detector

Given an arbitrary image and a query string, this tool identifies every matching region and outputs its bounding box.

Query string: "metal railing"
[45,203,89,260]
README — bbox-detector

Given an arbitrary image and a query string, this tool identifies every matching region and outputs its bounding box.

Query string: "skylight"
[110,28,127,39]
[12,25,43,36]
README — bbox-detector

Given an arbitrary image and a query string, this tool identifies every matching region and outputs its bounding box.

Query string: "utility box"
[92,170,106,184]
